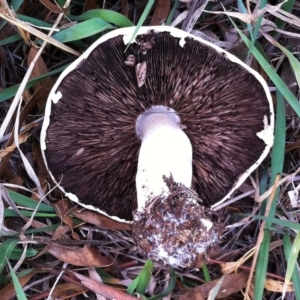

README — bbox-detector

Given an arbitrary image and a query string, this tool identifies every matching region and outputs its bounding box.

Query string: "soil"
[132,176,222,268]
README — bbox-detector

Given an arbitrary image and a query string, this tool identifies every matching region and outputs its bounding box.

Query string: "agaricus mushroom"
[41,26,274,268]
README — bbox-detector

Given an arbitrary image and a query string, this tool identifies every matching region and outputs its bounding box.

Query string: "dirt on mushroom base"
[132,176,222,268]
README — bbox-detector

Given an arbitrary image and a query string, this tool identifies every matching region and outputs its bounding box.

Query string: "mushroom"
[41,26,274,267]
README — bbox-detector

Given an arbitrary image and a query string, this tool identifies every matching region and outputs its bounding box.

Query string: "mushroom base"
[132,176,222,268]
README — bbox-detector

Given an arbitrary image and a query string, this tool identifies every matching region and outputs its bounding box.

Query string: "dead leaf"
[0,133,28,159]
[88,268,106,300]
[0,23,14,41]
[32,225,70,258]
[40,0,67,13]
[179,273,248,299]
[0,78,57,176]
[8,176,24,189]
[71,206,132,231]
[48,244,115,267]
[72,271,137,300]
[27,47,49,89]
[125,54,136,66]
[122,0,128,17]
[52,224,71,240]
[55,201,80,240]
[55,200,73,229]
[51,283,88,298]
[31,139,48,199]
[149,0,170,25]
[83,0,99,12]
[136,61,147,87]
[29,77,57,108]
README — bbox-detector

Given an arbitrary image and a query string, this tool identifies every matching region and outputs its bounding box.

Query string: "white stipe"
[135,106,193,209]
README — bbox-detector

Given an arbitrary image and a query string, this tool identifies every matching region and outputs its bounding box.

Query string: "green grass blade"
[247,215,300,231]
[11,0,23,11]
[8,190,55,213]
[244,0,267,60]
[266,39,300,88]
[149,267,176,300]
[23,224,60,234]
[254,90,286,299]
[231,21,300,117]
[267,91,286,220]
[237,0,253,39]
[202,264,211,282]
[274,0,295,31]
[283,231,300,297]
[254,232,270,299]
[1,224,62,237]
[283,233,300,300]
[166,0,179,25]
[127,259,154,294]
[68,9,133,27]
[0,239,19,273]
[125,0,155,51]
[0,64,69,103]
[9,248,38,260]
[56,0,67,7]
[250,0,267,44]
[259,162,270,213]
[136,260,154,294]
[6,259,27,300]
[4,208,57,218]
[52,18,114,43]
[0,34,22,46]
[16,14,52,28]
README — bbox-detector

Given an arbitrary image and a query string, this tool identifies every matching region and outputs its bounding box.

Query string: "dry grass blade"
[207,9,255,24]
[261,31,300,87]
[265,3,300,27]
[0,10,80,56]
[182,0,210,32]
[0,132,28,159]
[0,3,76,141]
[257,166,300,203]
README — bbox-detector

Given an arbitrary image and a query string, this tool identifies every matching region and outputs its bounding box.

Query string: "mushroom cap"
[41,26,274,222]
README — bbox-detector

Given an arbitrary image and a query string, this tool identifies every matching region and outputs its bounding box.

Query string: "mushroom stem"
[136,105,193,209]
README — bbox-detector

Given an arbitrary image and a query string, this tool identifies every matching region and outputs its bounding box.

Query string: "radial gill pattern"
[44,30,271,220]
